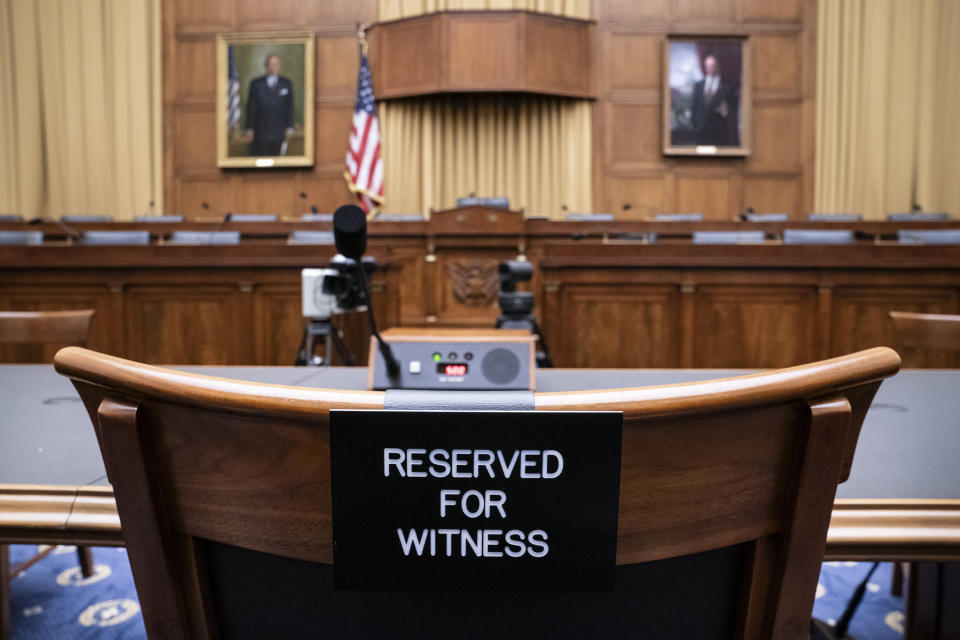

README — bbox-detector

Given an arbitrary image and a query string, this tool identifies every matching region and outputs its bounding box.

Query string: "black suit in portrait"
[691,78,738,146]
[245,75,294,156]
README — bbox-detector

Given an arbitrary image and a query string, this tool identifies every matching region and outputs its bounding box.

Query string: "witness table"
[1,365,958,559]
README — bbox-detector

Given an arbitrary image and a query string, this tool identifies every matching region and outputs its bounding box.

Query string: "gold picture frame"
[216,32,315,168]
[663,35,751,157]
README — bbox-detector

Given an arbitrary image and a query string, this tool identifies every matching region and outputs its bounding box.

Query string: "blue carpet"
[8,545,904,638]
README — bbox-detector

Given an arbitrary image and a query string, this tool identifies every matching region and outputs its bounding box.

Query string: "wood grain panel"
[374,17,442,97]
[557,285,680,368]
[447,15,521,89]
[172,0,231,31]
[174,39,216,101]
[693,286,817,368]
[741,0,801,22]
[234,0,300,28]
[596,0,668,21]
[164,0,376,217]
[235,175,297,215]
[742,177,801,218]
[603,33,661,93]
[315,105,354,168]
[597,176,666,217]
[675,176,732,220]
[831,288,960,367]
[303,0,375,27]
[297,177,354,211]
[316,37,359,97]
[124,286,241,365]
[253,284,305,365]
[178,178,236,218]
[175,110,217,174]
[604,103,662,168]
[593,0,816,221]
[524,16,592,95]
[748,104,802,171]
[753,35,801,96]
[672,0,736,21]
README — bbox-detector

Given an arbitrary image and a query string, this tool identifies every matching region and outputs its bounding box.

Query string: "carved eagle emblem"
[445,260,499,307]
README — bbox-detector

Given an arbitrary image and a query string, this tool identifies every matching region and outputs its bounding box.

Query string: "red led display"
[438,363,468,376]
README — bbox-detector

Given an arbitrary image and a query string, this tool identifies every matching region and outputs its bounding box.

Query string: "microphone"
[29,216,80,242]
[208,212,233,245]
[333,204,400,377]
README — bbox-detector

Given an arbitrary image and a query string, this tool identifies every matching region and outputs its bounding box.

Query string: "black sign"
[330,410,622,592]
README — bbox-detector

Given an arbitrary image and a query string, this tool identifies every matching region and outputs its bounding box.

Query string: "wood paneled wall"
[163,0,376,218]
[592,0,816,219]
[164,0,814,219]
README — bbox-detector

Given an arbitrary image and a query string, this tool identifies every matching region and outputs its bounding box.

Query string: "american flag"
[344,49,383,215]
[227,46,240,130]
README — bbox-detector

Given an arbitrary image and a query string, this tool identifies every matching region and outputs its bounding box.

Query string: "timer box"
[367,328,536,391]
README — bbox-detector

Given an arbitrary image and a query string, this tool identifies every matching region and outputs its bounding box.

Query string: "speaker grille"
[481,348,521,385]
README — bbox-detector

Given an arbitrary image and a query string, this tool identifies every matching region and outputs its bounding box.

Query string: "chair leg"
[891,561,905,597]
[77,546,94,578]
[1,544,11,640]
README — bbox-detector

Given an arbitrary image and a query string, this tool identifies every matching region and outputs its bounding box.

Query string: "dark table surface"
[1,365,956,501]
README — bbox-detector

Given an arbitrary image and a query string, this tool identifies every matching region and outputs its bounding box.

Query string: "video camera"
[301,255,377,321]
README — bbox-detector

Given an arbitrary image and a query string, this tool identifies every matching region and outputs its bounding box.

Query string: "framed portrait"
[663,35,750,157]
[216,33,315,168]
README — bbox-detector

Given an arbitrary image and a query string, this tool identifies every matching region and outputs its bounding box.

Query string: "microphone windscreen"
[333,204,367,259]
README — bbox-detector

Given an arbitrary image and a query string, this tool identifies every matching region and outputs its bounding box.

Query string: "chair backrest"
[654,212,703,221]
[230,213,277,222]
[0,310,95,363]
[744,213,788,222]
[288,230,335,245]
[61,214,114,223]
[167,230,241,245]
[54,346,899,640]
[897,229,960,245]
[0,231,43,245]
[77,230,151,246]
[887,212,949,222]
[783,229,856,245]
[693,230,766,244]
[565,212,614,221]
[134,215,185,223]
[456,196,510,209]
[807,212,862,222]
[301,212,333,222]
[889,311,960,367]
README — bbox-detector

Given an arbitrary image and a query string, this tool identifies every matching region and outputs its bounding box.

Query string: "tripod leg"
[530,318,553,368]
[330,323,356,366]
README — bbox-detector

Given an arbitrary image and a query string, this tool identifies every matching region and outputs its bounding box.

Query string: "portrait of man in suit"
[217,34,314,168]
[690,55,736,146]
[242,53,295,156]
[665,38,748,156]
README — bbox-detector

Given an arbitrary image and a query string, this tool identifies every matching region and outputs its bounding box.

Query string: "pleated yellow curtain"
[815,0,960,220]
[0,0,162,219]
[380,96,591,216]
[379,0,590,21]
[377,0,592,217]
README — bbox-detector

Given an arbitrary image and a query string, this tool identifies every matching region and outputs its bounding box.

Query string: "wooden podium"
[369,11,595,99]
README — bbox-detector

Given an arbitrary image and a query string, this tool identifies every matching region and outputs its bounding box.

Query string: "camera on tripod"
[496,260,552,367]
[297,255,377,366]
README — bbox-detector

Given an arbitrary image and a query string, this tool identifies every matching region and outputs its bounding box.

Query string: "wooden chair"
[0,310,97,640]
[53,346,899,640]
[889,311,960,367]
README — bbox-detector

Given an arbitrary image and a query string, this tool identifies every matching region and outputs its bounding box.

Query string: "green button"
[432,352,442,362]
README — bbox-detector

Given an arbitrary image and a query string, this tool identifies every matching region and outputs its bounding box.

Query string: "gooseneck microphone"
[333,204,400,377]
